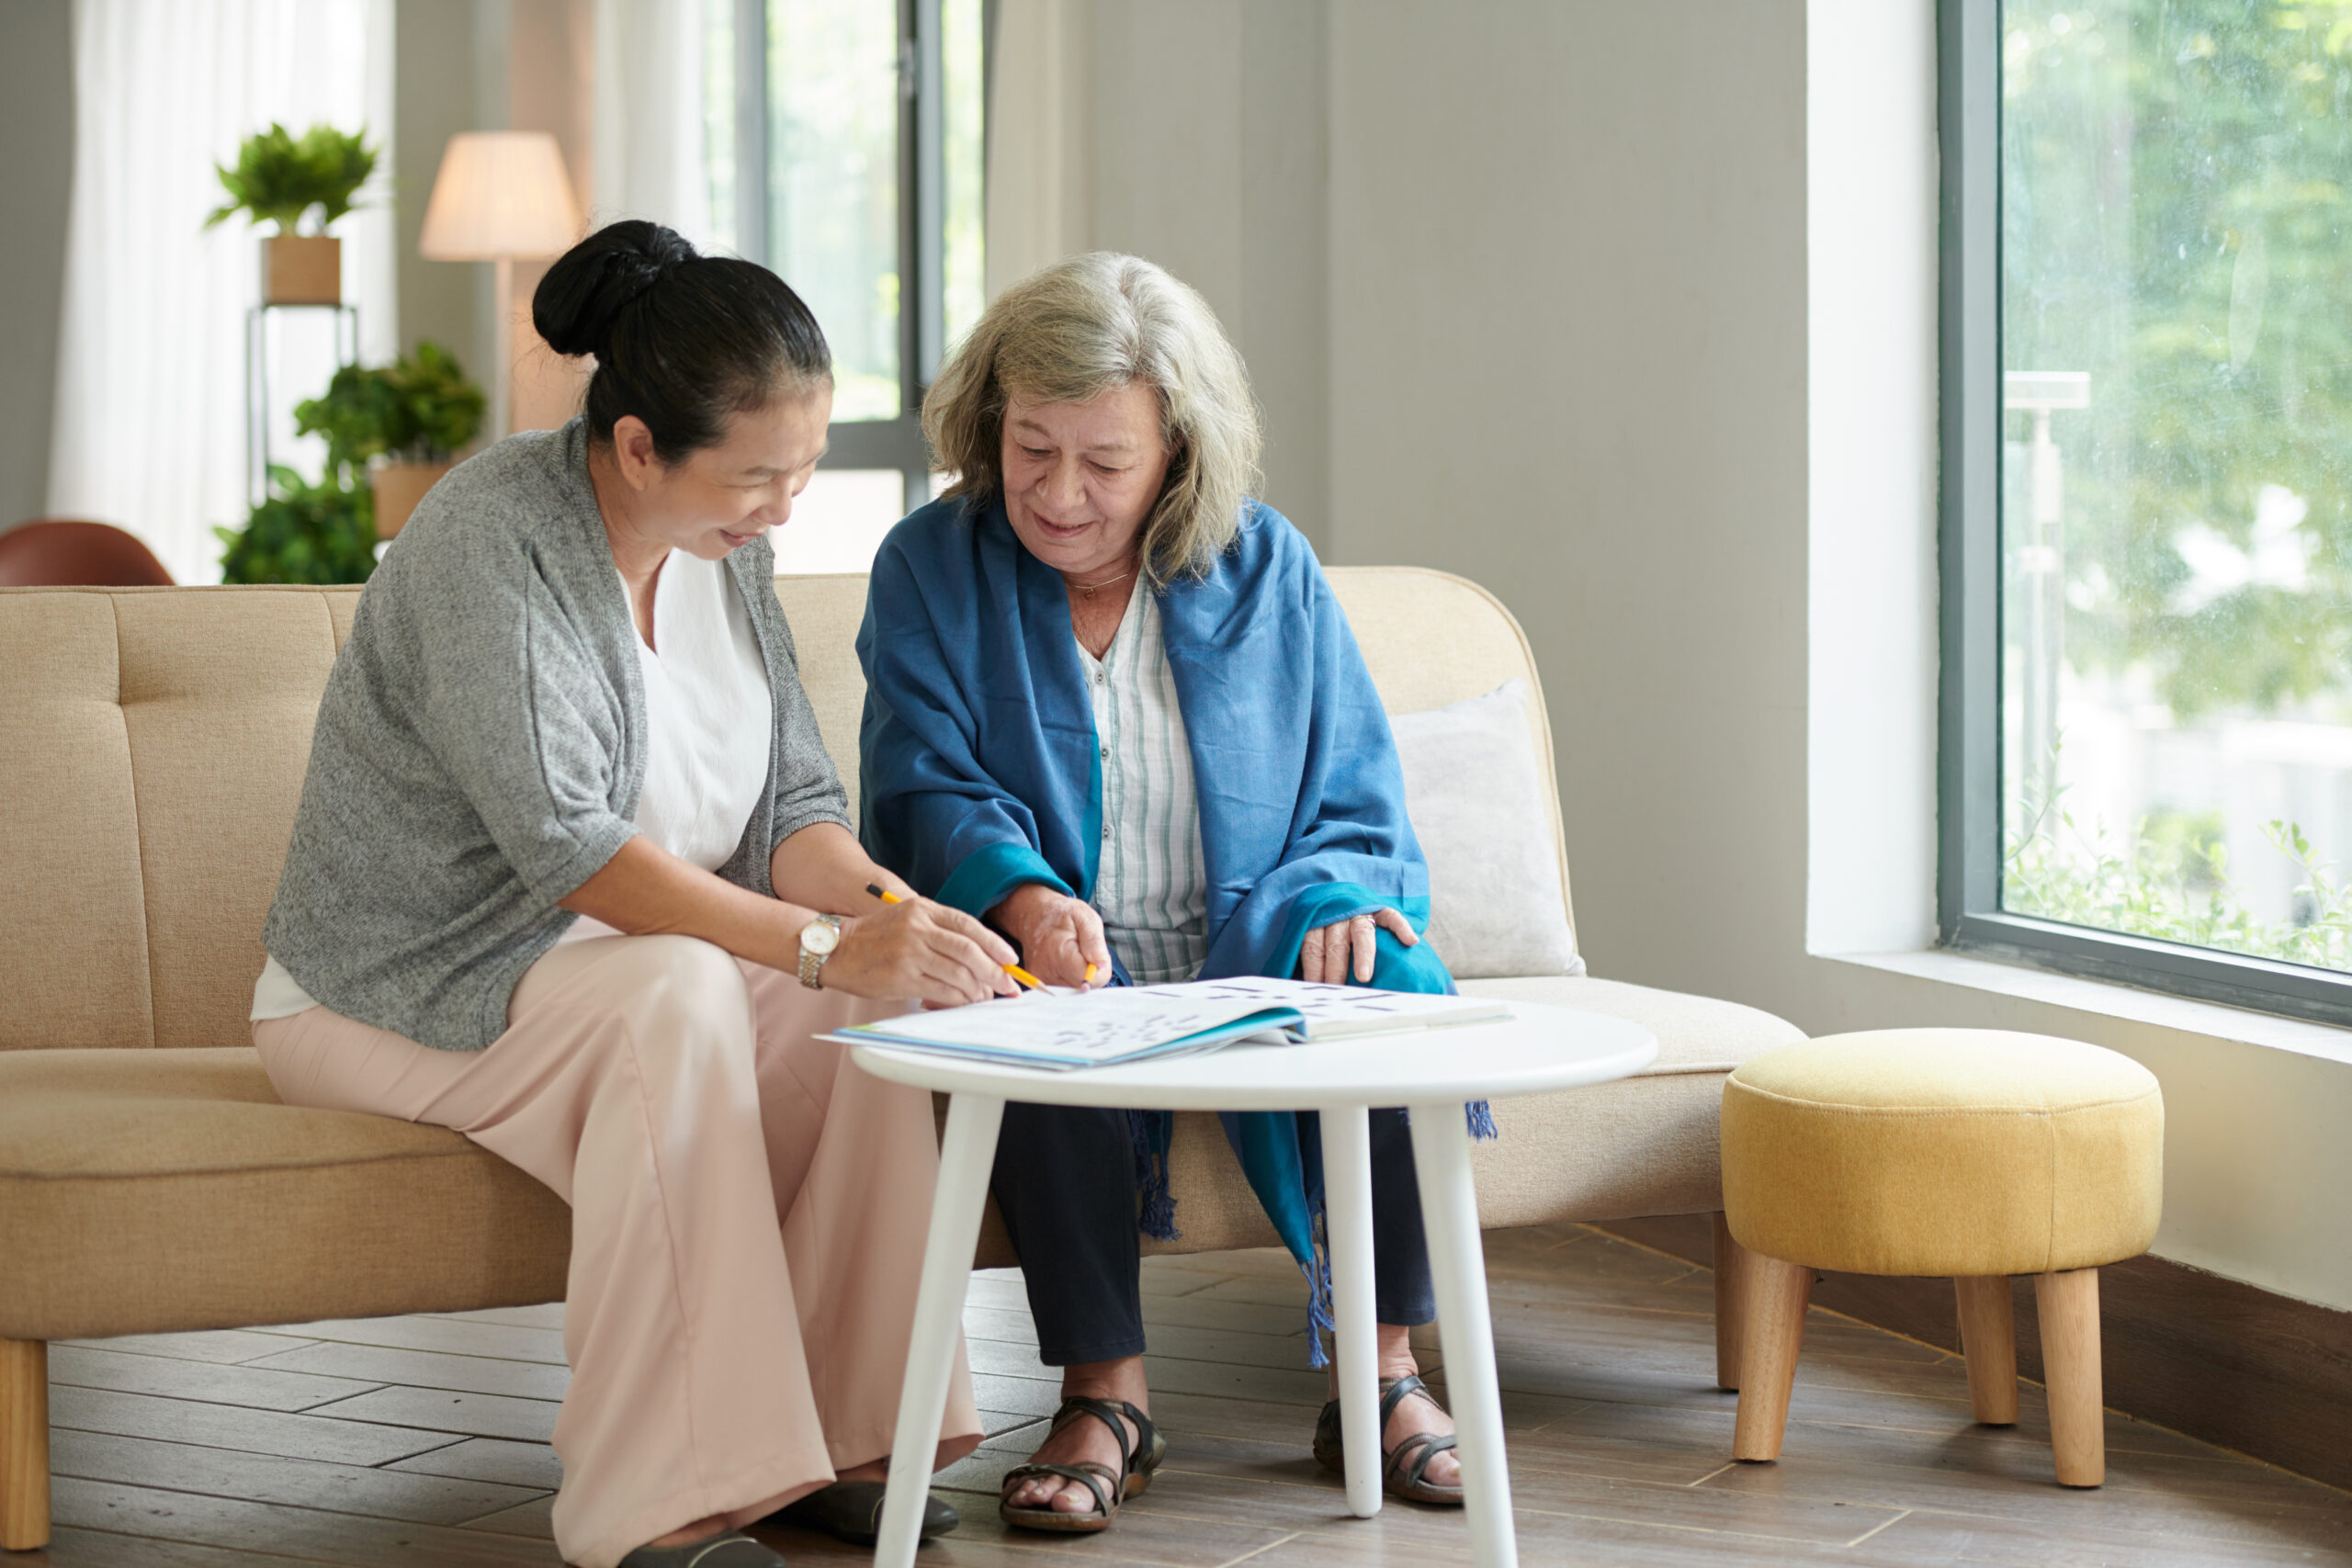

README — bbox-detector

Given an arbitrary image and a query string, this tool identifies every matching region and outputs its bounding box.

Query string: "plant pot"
[370,460,451,539]
[263,234,341,306]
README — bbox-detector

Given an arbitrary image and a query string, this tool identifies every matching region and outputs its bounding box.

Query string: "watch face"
[801,918,841,957]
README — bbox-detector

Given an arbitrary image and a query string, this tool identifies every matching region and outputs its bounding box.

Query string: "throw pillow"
[1390,679,1583,980]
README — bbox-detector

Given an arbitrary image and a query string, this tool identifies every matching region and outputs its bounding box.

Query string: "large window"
[703,0,985,571]
[1946,0,2352,1022]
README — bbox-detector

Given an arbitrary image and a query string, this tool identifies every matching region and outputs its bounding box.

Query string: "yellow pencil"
[866,884,1046,990]
[1085,964,1099,984]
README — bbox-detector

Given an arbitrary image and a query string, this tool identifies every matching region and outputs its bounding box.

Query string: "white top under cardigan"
[253,550,773,1020]
[1077,586,1210,986]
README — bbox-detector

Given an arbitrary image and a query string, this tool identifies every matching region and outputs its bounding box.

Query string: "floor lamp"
[418,132,583,442]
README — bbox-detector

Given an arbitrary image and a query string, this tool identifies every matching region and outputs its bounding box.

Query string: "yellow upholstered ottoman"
[1717,1031,2163,1486]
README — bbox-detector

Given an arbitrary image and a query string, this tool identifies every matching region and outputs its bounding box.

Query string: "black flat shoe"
[615,1531,785,1568]
[763,1480,959,1546]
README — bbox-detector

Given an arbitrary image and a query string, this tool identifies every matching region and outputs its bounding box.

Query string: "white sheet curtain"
[47,0,395,585]
[591,0,717,248]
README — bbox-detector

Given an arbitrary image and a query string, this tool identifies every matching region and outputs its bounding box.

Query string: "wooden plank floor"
[18,1223,2352,1566]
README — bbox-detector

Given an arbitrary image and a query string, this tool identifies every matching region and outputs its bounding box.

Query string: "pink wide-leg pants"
[252,934,980,1568]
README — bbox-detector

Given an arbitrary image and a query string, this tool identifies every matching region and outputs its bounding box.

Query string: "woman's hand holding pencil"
[865,883,1053,990]
[873,881,1109,993]
[811,886,1022,1006]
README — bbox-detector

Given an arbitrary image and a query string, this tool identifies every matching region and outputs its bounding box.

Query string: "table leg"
[1407,1103,1517,1568]
[874,1090,1006,1568]
[1318,1105,1382,1517]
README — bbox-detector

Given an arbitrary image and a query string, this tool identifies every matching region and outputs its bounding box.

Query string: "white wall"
[1326,2,1813,1006]
[1804,0,1940,960]
[992,0,1330,547]
[1002,0,2352,1312]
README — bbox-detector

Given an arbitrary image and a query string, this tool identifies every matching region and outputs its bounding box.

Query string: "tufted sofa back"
[0,569,1566,1052]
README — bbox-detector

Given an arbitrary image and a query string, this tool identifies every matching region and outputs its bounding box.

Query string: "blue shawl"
[857,495,1486,1351]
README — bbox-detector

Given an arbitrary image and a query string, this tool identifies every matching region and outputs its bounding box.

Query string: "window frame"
[1937,0,2352,1030]
[724,0,980,514]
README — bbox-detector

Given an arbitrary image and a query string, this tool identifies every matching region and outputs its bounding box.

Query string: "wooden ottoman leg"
[1713,1213,1750,1391]
[2036,1269,2104,1488]
[1732,1255,1811,1461]
[1,1339,48,1551]
[1953,1276,2018,1425]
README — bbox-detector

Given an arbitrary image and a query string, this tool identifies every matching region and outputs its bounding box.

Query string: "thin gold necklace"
[1071,566,1137,599]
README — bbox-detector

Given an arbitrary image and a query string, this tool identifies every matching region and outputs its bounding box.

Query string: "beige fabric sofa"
[0,570,1802,1551]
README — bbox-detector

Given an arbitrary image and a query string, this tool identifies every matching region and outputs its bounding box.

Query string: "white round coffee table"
[854,1000,1657,1568]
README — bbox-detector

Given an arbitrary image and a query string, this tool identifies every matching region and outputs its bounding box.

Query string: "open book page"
[1164,976,1510,1040]
[836,982,1295,1066]
[833,976,1512,1068]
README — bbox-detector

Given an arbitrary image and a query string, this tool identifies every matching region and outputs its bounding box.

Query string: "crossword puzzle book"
[826,976,1510,1070]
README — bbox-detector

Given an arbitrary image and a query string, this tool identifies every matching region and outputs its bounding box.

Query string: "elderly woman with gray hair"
[857,253,1479,1533]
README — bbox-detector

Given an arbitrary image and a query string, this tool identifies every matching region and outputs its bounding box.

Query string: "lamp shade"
[418,132,582,261]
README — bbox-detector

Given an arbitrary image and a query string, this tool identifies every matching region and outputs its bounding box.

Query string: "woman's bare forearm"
[769,821,911,916]
[560,834,819,972]
[563,829,1021,1005]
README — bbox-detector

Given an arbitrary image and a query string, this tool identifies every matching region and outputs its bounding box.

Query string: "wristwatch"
[797,914,842,989]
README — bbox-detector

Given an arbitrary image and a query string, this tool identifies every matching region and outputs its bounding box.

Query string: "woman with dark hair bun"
[246,220,990,1568]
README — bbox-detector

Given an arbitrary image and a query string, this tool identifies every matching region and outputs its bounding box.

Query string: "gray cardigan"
[263,419,850,1051]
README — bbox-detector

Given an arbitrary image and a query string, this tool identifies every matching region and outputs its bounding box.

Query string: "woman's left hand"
[1299,908,1419,985]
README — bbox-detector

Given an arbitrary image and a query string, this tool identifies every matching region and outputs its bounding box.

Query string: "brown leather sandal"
[1311,1372,1465,1506]
[998,1395,1165,1534]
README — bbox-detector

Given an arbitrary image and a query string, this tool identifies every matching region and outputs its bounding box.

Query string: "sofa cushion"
[1454,975,1802,1076]
[0,592,155,1053]
[0,586,356,1054]
[771,574,872,834]
[0,1048,568,1341]
[1459,975,1804,1228]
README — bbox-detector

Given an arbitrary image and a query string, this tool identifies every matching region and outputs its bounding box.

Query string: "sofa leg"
[0,1339,48,1551]
[2037,1269,2105,1488]
[1953,1275,2018,1425]
[1712,1212,1750,1391]
[1731,1254,1810,1461]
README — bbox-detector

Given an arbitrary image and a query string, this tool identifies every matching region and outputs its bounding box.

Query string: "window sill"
[1823,946,2352,1069]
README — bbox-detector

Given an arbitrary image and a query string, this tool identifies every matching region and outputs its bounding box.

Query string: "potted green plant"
[205,122,379,306]
[294,341,486,537]
[217,466,379,585]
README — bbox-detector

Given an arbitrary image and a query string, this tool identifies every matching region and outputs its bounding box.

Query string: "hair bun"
[533,220,699,358]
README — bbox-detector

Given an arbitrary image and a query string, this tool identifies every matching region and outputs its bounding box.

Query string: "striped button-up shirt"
[1078,588,1210,985]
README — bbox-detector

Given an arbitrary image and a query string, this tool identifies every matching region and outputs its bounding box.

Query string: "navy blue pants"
[990,1101,1440,1366]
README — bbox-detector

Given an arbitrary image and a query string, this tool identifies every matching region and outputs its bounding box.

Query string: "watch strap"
[797,914,842,990]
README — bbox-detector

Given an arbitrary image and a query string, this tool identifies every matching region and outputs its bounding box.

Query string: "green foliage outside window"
[2001,3,2352,969]
[2007,738,2352,969]
[2007,805,2352,972]
[2007,2,2352,719]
